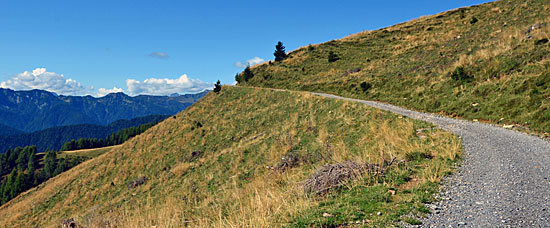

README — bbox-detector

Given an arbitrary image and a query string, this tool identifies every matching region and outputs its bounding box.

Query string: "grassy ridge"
[246,0,550,134]
[0,87,460,227]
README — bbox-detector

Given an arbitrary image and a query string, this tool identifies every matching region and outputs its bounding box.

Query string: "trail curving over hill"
[312,92,550,227]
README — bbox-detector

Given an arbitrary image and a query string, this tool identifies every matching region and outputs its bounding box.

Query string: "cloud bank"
[148,52,169,59]
[126,74,212,96]
[235,57,265,68]
[97,87,124,97]
[0,68,91,96]
[1,68,211,97]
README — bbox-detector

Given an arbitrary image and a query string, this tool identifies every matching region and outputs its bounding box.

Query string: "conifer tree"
[13,171,25,197]
[6,169,16,199]
[43,150,57,179]
[274,41,287,61]
[27,152,36,186]
[213,80,222,93]
[242,66,254,82]
[235,73,242,84]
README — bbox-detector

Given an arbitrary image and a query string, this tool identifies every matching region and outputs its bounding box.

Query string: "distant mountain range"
[0,124,24,136]
[0,115,169,152]
[0,88,209,132]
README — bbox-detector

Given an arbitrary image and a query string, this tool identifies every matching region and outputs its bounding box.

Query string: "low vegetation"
[0,87,460,227]
[245,0,550,134]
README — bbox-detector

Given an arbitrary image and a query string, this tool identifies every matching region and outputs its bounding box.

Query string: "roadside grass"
[246,0,550,135]
[0,86,461,227]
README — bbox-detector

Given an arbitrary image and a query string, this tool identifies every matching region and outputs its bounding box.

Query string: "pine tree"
[15,148,28,172]
[213,80,222,93]
[235,73,242,84]
[274,41,287,61]
[13,171,25,197]
[242,66,254,82]
[43,150,57,179]
[6,169,16,199]
[27,152,36,186]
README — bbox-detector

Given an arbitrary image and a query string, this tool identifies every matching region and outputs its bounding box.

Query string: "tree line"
[0,146,83,204]
[60,121,158,151]
[0,116,164,205]
[0,114,168,152]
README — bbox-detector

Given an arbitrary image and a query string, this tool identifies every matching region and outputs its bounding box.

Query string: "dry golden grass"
[0,87,461,227]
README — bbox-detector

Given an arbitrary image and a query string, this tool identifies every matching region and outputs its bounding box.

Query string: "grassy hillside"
[245,0,550,134]
[0,87,460,227]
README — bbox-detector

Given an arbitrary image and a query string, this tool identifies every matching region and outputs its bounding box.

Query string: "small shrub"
[535,38,549,45]
[127,176,147,189]
[470,17,478,24]
[360,82,372,92]
[307,45,315,52]
[450,67,473,83]
[529,88,540,98]
[404,217,422,225]
[328,51,340,62]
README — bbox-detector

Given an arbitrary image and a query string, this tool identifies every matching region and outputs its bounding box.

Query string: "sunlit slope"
[247,0,550,133]
[0,87,460,227]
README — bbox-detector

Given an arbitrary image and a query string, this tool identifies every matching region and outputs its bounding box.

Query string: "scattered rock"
[322,212,334,217]
[471,103,479,107]
[341,68,361,76]
[416,128,432,139]
[503,124,514,129]
[377,212,383,216]
[61,218,80,228]
[525,23,545,34]
[185,150,203,162]
[128,176,147,189]
[388,189,396,195]
[275,152,302,171]
[247,132,265,142]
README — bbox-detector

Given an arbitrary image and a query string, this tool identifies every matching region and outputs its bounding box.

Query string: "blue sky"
[0,0,493,96]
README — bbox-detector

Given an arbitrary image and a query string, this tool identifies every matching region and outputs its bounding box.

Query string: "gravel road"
[312,92,550,227]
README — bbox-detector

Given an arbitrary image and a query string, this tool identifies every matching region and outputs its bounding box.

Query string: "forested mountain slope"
[0,89,208,132]
[0,115,169,152]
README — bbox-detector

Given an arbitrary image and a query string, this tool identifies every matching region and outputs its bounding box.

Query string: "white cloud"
[234,56,265,68]
[126,74,212,96]
[97,87,124,97]
[0,68,91,96]
[148,52,169,59]
[2,68,211,97]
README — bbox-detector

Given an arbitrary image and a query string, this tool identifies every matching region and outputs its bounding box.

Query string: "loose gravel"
[312,92,550,227]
